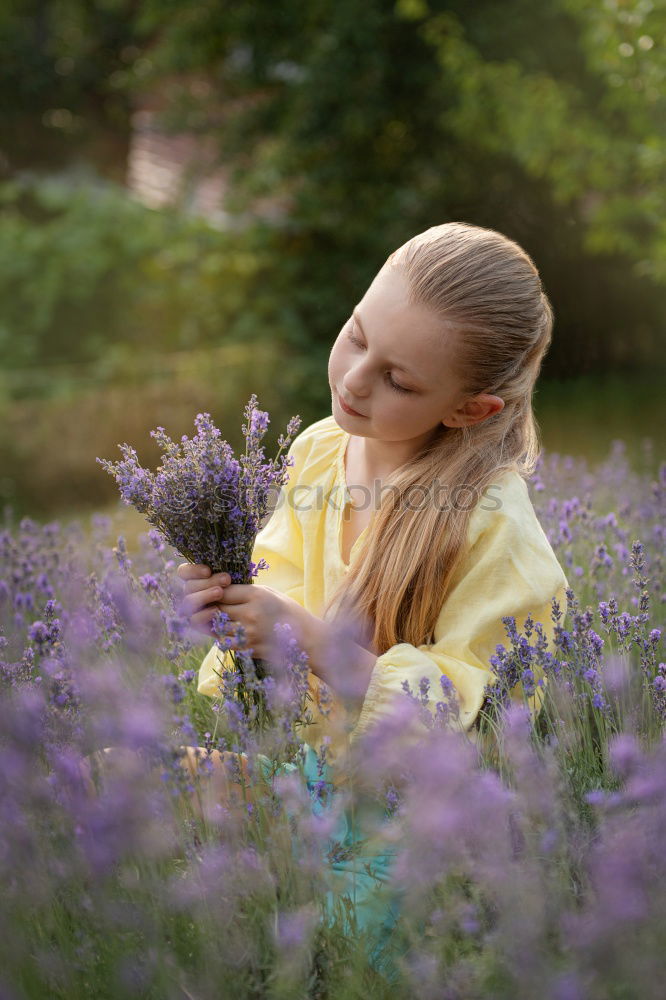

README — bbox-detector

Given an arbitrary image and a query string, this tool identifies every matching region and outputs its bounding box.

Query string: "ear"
[442,394,504,428]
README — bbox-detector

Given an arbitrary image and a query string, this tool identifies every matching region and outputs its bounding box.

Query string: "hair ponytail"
[323,222,554,656]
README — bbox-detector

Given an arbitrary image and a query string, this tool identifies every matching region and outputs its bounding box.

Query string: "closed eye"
[347,332,412,394]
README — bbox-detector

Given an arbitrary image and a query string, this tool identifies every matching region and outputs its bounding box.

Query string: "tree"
[3,0,665,375]
[131,0,666,373]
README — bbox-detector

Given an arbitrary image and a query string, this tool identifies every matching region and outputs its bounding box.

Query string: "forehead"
[355,266,455,385]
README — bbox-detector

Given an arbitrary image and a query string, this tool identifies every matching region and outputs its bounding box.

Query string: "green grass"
[3,369,664,526]
[534,372,665,471]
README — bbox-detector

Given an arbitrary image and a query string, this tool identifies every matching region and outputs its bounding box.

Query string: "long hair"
[323,222,554,656]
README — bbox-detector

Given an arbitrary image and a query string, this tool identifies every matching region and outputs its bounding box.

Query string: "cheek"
[328,340,346,379]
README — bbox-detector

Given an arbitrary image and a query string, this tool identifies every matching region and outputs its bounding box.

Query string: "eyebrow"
[352,309,427,385]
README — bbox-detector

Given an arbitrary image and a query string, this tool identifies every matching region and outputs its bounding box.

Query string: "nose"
[342,360,371,398]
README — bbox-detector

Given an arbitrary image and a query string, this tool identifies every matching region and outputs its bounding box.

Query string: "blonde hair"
[323,221,554,656]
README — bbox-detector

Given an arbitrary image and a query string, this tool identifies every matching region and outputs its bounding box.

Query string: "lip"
[337,391,366,417]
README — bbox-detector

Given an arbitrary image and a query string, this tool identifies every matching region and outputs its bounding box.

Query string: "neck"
[357,426,443,480]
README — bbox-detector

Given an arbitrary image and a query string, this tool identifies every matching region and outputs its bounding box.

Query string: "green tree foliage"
[130,0,666,372]
[0,175,280,368]
[1,0,664,377]
[0,0,141,175]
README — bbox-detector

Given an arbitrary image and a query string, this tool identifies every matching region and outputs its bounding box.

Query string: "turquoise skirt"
[262,744,402,979]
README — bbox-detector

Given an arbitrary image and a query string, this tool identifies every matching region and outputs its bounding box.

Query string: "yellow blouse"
[198,415,568,761]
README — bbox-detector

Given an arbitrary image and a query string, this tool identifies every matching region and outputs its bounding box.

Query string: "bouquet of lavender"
[98,395,301,722]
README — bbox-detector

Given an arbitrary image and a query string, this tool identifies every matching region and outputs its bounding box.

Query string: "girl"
[178,221,568,966]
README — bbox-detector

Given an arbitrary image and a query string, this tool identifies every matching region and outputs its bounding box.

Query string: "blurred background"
[1,0,664,520]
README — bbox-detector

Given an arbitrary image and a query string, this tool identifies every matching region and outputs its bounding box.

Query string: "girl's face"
[328,265,472,449]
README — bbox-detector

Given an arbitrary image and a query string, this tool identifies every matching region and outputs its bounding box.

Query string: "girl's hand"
[216,583,305,661]
[177,565,375,699]
[177,563,231,638]
[176,564,304,657]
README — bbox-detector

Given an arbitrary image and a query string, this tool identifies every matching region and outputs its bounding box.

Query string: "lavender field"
[1,439,664,1000]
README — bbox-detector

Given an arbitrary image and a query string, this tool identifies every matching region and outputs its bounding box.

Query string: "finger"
[181,571,231,593]
[181,586,225,616]
[177,563,212,582]
[218,585,250,605]
[191,607,237,637]
[183,577,224,598]
[189,608,220,637]
[195,609,247,645]
[191,606,236,626]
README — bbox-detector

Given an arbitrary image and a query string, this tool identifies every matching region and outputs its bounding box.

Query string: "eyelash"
[347,332,412,394]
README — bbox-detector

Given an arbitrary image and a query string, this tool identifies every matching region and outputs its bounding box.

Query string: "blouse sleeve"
[197,432,308,698]
[349,476,568,743]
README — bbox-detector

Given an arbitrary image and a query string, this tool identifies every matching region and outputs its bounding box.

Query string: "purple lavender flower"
[98,397,301,720]
[98,396,301,585]
[138,573,159,595]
